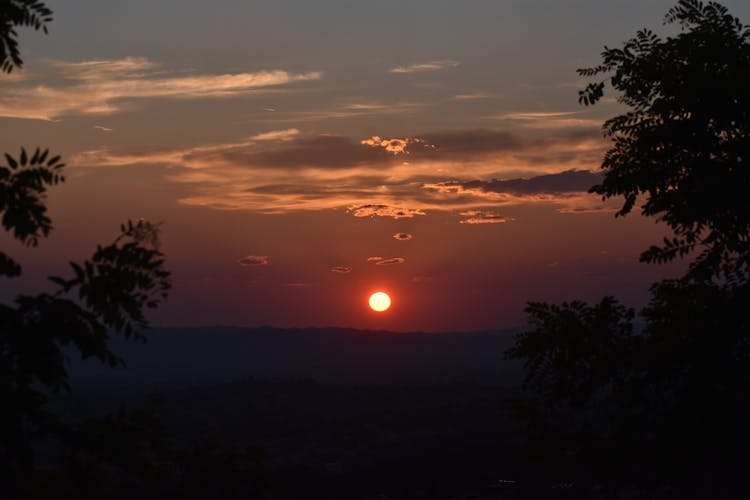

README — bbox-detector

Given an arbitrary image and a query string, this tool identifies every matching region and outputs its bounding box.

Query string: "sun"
[368,291,391,312]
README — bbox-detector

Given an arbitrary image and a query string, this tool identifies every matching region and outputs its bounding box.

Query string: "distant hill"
[69,326,524,392]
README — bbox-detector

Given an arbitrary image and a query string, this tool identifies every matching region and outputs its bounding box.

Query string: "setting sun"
[368,292,392,312]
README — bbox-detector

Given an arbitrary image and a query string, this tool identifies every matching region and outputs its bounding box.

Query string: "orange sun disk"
[368,292,391,312]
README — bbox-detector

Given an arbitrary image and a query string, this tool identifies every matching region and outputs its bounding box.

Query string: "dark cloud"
[436,170,603,196]
[330,265,352,274]
[238,255,269,266]
[393,232,414,241]
[203,135,397,169]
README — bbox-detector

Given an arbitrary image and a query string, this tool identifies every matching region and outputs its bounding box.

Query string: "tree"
[506,2,750,495]
[579,0,750,284]
[0,3,171,496]
[0,0,53,73]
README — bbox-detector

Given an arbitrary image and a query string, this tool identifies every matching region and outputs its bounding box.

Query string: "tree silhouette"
[579,0,750,284]
[506,1,750,495]
[0,0,53,73]
[0,4,172,497]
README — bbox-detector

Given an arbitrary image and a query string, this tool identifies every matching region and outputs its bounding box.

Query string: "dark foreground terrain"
[43,327,724,499]
[50,327,534,499]
[54,380,529,499]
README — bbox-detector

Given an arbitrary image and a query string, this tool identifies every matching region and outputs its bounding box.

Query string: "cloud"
[495,111,580,120]
[488,111,603,129]
[71,128,609,216]
[228,135,397,169]
[250,129,300,141]
[393,233,413,241]
[286,282,312,287]
[452,92,493,100]
[459,210,514,225]
[361,136,435,155]
[238,255,269,266]
[93,125,113,132]
[349,205,427,219]
[424,170,611,215]
[330,265,352,274]
[390,60,460,74]
[454,170,603,196]
[259,101,426,124]
[557,205,617,214]
[0,57,323,120]
[375,257,407,266]
[368,256,407,265]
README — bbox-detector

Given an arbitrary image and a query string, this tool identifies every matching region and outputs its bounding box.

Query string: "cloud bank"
[71,127,613,218]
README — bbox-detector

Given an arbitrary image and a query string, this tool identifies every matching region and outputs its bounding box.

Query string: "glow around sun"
[368,291,391,312]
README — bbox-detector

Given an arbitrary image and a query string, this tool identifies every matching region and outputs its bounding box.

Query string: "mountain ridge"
[69,325,524,392]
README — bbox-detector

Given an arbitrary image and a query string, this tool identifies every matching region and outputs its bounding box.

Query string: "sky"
[3,0,748,332]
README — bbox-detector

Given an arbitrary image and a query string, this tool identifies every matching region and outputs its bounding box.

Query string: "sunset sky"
[4,0,748,332]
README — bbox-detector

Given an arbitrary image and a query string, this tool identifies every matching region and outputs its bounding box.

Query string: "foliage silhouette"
[1,6,277,499]
[579,0,750,284]
[0,0,53,73]
[0,4,175,498]
[506,1,750,495]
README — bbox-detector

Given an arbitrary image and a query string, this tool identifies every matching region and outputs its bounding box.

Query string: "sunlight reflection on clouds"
[70,128,615,219]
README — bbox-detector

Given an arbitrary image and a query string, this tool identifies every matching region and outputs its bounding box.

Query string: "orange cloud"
[458,210,514,224]
[70,129,611,217]
[330,265,352,274]
[375,257,407,266]
[0,57,323,120]
[250,129,300,141]
[349,205,427,219]
[368,257,407,266]
[361,136,435,155]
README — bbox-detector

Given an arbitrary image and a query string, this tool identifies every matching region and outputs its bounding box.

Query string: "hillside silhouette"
[69,326,523,391]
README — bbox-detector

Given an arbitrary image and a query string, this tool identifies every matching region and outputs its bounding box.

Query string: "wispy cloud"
[368,257,407,266]
[390,59,460,74]
[238,255,269,266]
[452,92,493,100]
[259,101,426,124]
[0,57,323,120]
[93,125,113,132]
[459,210,514,225]
[330,265,352,274]
[488,111,602,129]
[250,128,300,141]
[375,257,407,266]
